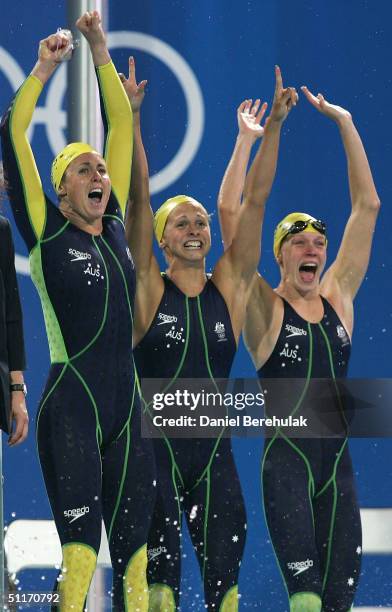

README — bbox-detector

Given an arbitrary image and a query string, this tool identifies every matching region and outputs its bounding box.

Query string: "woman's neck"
[59,203,102,235]
[166,261,207,297]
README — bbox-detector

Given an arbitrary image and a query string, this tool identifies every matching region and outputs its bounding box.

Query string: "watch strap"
[10,383,27,396]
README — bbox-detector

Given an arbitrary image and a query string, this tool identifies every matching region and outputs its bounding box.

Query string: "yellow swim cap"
[51,142,98,193]
[273,212,327,259]
[154,195,204,242]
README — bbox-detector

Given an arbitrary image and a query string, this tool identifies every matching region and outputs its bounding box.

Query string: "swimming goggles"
[283,218,326,238]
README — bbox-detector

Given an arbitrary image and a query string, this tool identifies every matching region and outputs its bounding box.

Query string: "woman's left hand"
[76,10,106,48]
[8,392,28,446]
[119,57,147,113]
[301,86,352,123]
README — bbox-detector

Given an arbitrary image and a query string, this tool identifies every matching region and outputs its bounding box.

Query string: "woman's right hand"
[32,32,70,84]
[237,99,268,141]
[268,65,298,124]
[38,32,70,65]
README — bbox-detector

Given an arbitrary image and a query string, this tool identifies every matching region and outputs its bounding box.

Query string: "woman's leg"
[37,365,102,611]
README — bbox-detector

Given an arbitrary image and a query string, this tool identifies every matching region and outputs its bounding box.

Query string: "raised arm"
[213,67,297,340]
[0,32,68,248]
[215,67,297,289]
[301,87,380,301]
[218,99,267,249]
[122,58,155,272]
[120,58,163,344]
[77,11,133,215]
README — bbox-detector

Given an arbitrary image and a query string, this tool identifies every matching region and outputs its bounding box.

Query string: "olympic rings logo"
[0,32,205,275]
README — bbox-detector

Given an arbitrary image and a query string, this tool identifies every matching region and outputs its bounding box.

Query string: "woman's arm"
[0,32,68,248]
[301,87,380,302]
[1,219,26,373]
[120,57,163,344]
[213,67,297,341]
[218,99,266,249]
[121,58,155,273]
[78,11,133,216]
[215,68,297,290]
[0,219,28,445]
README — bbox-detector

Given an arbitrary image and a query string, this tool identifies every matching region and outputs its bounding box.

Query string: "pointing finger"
[275,65,283,95]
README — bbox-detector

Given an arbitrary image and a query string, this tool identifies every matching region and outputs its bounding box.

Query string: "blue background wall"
[1,0,392,609]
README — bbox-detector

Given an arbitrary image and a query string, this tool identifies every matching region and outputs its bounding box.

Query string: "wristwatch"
[10,383,27,396]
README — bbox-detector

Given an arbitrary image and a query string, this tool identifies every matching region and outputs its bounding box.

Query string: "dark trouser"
[148,437,247,609]
[262,436,362,612]
[37,363,156,610]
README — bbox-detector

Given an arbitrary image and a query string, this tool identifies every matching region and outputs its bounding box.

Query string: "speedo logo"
[68,248,92,262]
[287,558,313,576]
[285,324,307,338]
[157,312,178,325]
[63,506,90,523]
[147,546,167,561]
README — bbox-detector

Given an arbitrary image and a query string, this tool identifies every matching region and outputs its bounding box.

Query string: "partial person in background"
[1,11,155,611]
[218,80,380,612]
[0,215,28,445]
[121,58,296,610]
